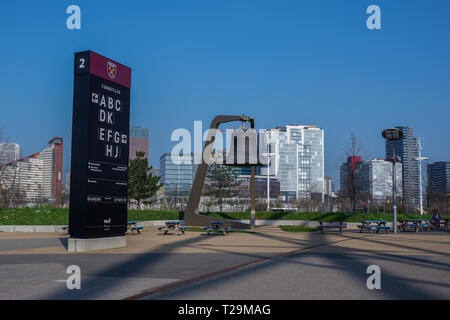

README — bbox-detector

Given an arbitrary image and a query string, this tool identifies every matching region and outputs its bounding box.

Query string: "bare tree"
[0,129,28,208]
[341,133,371,214]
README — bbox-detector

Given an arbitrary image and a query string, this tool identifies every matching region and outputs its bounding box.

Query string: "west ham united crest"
[107,61,117,79]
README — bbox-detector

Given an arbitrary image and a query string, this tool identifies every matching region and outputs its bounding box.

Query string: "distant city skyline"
[1,1,449,186]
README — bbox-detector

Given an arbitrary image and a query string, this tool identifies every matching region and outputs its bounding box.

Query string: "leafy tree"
[128,151,161,209]
[203,163,241,213]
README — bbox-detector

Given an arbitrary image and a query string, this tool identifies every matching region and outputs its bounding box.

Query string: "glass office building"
[427,161,450,196]
[386,126,419,205]
[160,153,194,196]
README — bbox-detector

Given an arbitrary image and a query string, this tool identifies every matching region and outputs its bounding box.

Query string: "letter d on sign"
[366,265,381,290]
[66,265,81,290]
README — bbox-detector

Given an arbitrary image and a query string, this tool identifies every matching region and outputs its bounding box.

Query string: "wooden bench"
[318,221,345,234]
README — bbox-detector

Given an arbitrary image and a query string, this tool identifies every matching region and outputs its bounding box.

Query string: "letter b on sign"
[366,265,381,290]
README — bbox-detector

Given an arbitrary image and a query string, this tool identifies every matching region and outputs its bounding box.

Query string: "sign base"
[68,236,126,253]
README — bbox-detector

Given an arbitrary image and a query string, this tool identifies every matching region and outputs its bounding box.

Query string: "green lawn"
[0,206,445,225]
[200,211,443,223]
[279,226,320,232]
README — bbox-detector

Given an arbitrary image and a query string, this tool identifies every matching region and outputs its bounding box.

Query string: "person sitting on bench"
[432,209,442,227]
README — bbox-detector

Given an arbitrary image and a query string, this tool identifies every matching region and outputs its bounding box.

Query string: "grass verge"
[279,226,320,232]
[0,206,446,225]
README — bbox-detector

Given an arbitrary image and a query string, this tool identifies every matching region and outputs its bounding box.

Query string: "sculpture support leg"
[250,166,256,230]
[184,115,253,229]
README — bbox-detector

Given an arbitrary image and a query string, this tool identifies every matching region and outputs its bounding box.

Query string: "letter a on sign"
[366,5,381,30]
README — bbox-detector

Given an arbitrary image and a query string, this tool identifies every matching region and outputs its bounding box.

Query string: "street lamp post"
[382,128,404,234]
[415,138,428,216]
[391,151,400,233]
[263,131,275,212]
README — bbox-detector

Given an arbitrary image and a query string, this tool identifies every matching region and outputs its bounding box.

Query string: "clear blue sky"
[1,0,449,184]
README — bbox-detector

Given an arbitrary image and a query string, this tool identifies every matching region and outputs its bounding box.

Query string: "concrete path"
[0,227,449,299]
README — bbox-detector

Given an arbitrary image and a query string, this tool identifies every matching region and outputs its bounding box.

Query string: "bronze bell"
[224,123,263,167]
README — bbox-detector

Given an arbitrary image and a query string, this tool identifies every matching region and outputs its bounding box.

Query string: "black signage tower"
[69,51,131,239]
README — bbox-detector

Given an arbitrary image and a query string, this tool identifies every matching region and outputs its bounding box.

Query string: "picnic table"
[430,218,450,229]
[127,221,144,233]
[158,221,187,235]
[358,221,391,234]
[318,221,346,234]
[202,221,231,235]
[398,219,432,232]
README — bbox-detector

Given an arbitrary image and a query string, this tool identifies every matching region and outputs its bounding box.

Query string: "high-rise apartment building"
[129,126,149,160]
[386,126,419,206]
[324,176,334,196]
[427,161,450,196]
[0,137,62,202]
[260,125,324,201]
[354,159,402,201]
[37,137,63,200]
[0,156,43,201]
[0,143,20,164]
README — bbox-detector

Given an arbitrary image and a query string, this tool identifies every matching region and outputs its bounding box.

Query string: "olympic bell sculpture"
[184,115,264,229]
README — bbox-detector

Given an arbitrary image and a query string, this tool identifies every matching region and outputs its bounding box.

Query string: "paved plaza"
[0,227,449,299]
